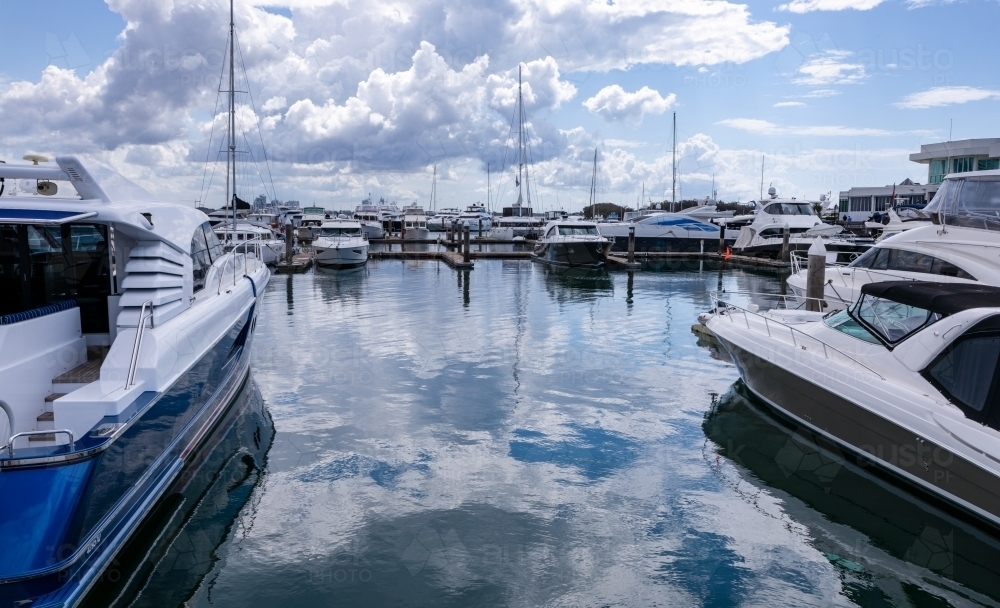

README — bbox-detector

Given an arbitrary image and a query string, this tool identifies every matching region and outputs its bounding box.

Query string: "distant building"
[837,137,1000,222]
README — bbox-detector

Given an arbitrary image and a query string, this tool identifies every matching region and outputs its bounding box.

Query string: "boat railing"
[711,292,884,380]
[7,429,74,456]
[126,299,154,387]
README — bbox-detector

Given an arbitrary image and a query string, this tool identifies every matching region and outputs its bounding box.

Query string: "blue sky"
[0,0,996,210]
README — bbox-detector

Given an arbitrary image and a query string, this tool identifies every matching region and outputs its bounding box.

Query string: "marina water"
[88,260,1000,606]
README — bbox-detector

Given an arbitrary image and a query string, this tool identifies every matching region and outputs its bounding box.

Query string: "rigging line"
[198,37,230,207]
[235,31,278,203]
[240,128,270,202]
[494,100,519,210]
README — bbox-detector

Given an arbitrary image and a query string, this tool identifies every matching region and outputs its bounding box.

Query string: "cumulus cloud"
[0,0,793,204]
[716,118,931,137]
[794,51,866,86]
[777,0,885,13]
[582,85,675,123]
[773,101,806,107]
[894,86,1000,109]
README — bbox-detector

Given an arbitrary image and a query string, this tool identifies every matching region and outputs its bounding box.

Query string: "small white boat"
[353,200,386,239]
[428,208,460,232]
[454,204,492,233]
[402,205,430,240]
[213,221,285,265]
[531,220,612,268]
[313,220,369,269]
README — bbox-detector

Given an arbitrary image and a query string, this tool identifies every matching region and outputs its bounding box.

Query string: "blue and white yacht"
[0,155,268,606]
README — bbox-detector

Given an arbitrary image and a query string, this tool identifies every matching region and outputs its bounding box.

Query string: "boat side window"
[852,294,942,346]
[202,222,224,260]
[558,226,599,235]
[923,317,1000,426]
[848,247,975,279]
[765,203,813,216]
[191,227,213,293]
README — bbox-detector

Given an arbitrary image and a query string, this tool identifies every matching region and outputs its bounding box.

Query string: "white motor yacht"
[599,211,722,253]
[454,204,492,233]
[490,203,544,239]
[865,207,933,242]
[0,155,268,604]
[427,208,460,232]
[401,205,430,240]
[213,221,285,265]
[353,200,386,239]
[313,220,369,269]
[531,220,612,268]
[721,188,873,263]
[297,212,325,241]
[787,170,1000,310]
[707,280,1000,530]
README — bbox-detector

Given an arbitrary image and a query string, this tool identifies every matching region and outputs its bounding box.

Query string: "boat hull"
[531,241,609,268]
[314,244,369,269]
[715,336,1000,531]
[401,228,430,240]
[0,290,263,608]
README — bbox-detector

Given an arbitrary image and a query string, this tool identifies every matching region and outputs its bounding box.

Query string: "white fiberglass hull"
[314,239,369,269]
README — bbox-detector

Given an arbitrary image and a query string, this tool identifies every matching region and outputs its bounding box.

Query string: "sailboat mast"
[431,164,436,211]
[487,164,491,212]
[518,66,524,207]
[671,112,676,213]
[227,0,237,231]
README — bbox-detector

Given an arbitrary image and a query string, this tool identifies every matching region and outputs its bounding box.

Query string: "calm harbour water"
[92,260,1000,607]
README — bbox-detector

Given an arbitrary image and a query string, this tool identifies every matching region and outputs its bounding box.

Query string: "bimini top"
[860,281,1000,316]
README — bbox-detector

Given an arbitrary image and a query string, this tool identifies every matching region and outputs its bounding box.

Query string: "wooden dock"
[274,251,314,273]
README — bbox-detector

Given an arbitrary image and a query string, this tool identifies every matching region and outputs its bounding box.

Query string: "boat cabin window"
[0,223,111,332]
[192,222,224,292]
[923,316,1000,426]
[848,247,975,280]
[757,227,810,239]
[851,294,942,346]
[764,203,814,216]
[558,226,599,235]
[320,227,361,237]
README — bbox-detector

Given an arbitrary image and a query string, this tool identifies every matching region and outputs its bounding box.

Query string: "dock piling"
[805,239,826,312]
[717,227,725,255]
[463,224,471,263]
[780,224,790,262]
[627,226,635,264]
[284,221,293,262]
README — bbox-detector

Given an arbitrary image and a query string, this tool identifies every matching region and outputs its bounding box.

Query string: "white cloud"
[262,96,288,112]
[777,0,884,13]
[794,51,866,86]
[582,85,675,124]
[895,86,1000,109]
[801,89,841,98]
[773,101,806,107]
[716,118,931,137]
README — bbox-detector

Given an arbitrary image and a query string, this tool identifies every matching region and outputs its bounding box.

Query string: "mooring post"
[805,239,827,312]
[780,223,791,262]
[284,221,293,263]
[463,224,471,263]
[717,224,725,255]
[451,222,457,246]
[478,218,483,239]
[627,225,635,264]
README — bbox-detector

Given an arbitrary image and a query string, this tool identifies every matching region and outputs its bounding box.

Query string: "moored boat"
[0,155,269,606]
[313,220,369,269]
[531,220,612,268]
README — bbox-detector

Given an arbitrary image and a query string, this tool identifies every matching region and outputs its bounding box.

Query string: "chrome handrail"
[709,289,841,311]
[7,429,74,457]
[126,299,154,387]
[218,253,236,295]
[711,296,884,380]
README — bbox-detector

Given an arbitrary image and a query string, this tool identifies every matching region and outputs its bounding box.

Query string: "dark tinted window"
[849,247,975,280]
[927,336,1000,412]
[0,223,110,332]
[191,227,212,292]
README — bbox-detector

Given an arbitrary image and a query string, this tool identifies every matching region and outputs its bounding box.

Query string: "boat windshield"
[847,246,975,279]
[764,203,814,216]
[823,309,880,344]
[558,226,599,235]
[925,177,1000,231]
[850,294,942,346]
[321,227,361,237]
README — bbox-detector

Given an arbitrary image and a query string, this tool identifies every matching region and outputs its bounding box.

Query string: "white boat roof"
[320,220,363,227]
[0,155,207,254]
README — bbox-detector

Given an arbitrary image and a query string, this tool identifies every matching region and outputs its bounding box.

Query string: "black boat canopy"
[860,281,1000,316]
